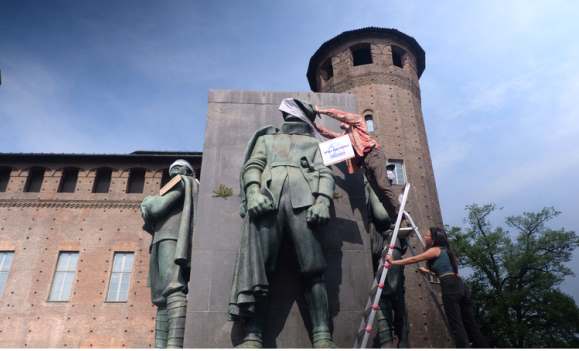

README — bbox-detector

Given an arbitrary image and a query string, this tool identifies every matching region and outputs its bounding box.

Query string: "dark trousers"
[363,147,400,220]
[440,275,488,348]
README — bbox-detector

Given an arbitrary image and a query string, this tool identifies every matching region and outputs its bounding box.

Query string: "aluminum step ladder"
[353,183,426,348]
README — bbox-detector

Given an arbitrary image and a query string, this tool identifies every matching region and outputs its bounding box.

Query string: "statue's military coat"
[229,122,335,319]
[140,175,197,307]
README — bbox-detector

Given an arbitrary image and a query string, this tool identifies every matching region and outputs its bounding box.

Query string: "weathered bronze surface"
[365,178,409,348]
[229,100,336,348]
[140,160,198,348]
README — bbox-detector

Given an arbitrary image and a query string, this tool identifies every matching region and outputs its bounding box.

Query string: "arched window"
[160,168,171,189]
[126,168,146,193]
[364,114,375,132]
[0,167,11,192]
[93,167,112,193]
[24,167,44,193]
[58,168,79,193]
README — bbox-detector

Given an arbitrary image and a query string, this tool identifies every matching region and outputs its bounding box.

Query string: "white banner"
[319,134,355,166]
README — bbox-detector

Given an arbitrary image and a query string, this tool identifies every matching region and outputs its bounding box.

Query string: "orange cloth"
[316,108,381,174]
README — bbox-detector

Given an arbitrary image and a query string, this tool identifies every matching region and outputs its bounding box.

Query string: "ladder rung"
[399,227,413,231]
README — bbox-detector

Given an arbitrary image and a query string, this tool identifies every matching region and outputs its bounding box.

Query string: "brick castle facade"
[0,152,201,347]
[0,27,447,347]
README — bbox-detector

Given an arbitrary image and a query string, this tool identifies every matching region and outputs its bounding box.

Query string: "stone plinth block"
[184,90,374,348]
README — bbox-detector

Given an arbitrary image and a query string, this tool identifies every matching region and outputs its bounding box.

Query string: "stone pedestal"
[184,90,374,347]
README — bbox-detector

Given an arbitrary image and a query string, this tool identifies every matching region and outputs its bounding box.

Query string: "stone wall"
[184,90,376,348]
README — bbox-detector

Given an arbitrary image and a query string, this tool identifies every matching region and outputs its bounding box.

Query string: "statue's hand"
[246,184,273,218]
[306,196,331,225]
[140,196,154,217]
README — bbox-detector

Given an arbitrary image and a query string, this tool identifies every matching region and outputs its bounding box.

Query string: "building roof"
[306,27,426,91]
[0,151,202,166]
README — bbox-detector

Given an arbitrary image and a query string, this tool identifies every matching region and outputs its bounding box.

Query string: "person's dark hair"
[428,226,459,274]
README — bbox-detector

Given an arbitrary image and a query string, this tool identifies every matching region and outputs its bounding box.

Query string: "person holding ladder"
[386,227,489,348]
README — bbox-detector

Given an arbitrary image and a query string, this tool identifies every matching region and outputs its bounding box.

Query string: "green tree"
[448,204,579,348]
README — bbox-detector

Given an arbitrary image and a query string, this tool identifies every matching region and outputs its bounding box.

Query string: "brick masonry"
[307,28,452,347]
[0,154,200,348]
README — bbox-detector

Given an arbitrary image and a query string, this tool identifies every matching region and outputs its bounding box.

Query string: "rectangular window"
[160,169,171,189]
[106,252,134,302]
[351,43,373,66]
[58,168,79,193]
[49,252,79,302]
[0,251,15,296]
[387,159,407,185]
[24,167,44,193]
[320,59,334,80]
[127,168,145,193]
[364,114,375,133]
[392,46,405,68]
[93,168,112,193]
[0,167,10,192]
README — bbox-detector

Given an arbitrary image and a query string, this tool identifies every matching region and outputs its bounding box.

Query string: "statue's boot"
[166,292,187,348]
[391,281,409,348]
[305,276,336,348]
[155,307,169,348]
[236,302,266,348]
[236,320,264,348]
[376,302,396,348]
[235,336,263,349]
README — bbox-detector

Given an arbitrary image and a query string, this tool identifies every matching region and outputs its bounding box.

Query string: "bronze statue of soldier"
[228,98,336,348]
[365,173,409,348]
[140,160,198,348]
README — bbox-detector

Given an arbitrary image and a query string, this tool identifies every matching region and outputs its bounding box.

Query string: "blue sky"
[1,1,578,300]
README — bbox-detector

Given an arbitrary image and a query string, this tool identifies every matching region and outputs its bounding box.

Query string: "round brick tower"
[307,27,452,347]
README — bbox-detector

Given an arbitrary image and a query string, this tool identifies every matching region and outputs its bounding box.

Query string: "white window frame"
[364,114,375,133]
[49,252,79,302]
[106,252,134,302]
[0,251,15,297]
[387,159,407,185]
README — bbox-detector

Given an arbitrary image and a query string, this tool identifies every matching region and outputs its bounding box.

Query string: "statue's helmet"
[169,159,194,176]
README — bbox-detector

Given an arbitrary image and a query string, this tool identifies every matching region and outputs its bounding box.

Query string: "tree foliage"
[448,204,579,348]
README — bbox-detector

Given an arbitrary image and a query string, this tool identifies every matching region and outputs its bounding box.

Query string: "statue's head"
[278,98,318,123]
[169,159,195,178]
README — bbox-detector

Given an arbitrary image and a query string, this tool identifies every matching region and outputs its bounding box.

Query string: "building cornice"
[0,199,140,209]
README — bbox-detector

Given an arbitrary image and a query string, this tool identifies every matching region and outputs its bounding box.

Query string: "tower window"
[49,252,79,302]
[106,252,134,302]
[160,169,171,189]
[127,168,145,193]
[58,168,79,193]
[320,59,334,80]
[93,167,112,193]
[387,159,407,185]
[0,167,11,192]
[0,251,15,296]
[364,114,375,133]
[351,43,373,66]
[24,167,44,193]
[391,46,405,68]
